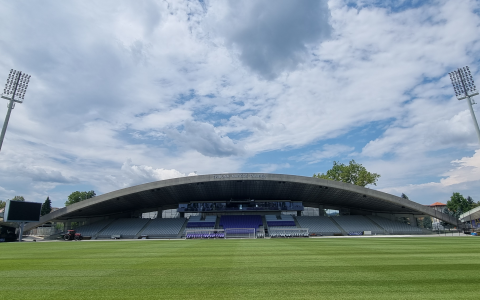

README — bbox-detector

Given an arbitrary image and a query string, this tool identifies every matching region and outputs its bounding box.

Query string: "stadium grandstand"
[24,173,459,239]
[460,206,480,234]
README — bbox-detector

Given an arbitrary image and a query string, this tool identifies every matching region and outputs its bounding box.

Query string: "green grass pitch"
[1,237,479,299]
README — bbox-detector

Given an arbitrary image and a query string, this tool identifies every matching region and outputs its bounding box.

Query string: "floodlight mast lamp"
[0,69,31,153]
[449,66,480,144]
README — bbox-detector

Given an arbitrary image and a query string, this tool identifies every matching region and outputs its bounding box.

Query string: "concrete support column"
[409,215,417,227]
[157,208,163,219]
[318,205,325,216]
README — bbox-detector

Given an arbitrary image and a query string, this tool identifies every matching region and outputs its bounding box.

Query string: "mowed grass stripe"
[0,237,478,299]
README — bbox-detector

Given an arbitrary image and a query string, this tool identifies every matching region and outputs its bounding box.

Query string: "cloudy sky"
[1,0,480,208]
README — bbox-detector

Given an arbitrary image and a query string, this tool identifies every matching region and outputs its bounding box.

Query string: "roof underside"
[26,173,459,229]
[70,181,418,217]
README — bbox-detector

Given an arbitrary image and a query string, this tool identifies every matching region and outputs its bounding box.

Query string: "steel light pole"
[449,66,480,143]
[0,69,31,152]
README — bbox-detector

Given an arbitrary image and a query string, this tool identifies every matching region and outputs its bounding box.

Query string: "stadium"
[6,173,476,299]
[24,173,458,240]
[3,1,480,298]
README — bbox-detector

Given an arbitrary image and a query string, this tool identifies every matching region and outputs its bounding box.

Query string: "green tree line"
[65,190,96,206]
[313,160,380,187]
[1,190,96,216]
[444,192,479,218]
[0,196,25,210]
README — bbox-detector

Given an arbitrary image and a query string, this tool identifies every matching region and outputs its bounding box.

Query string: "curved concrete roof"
[460,206,480,222]
[25,173,458,230]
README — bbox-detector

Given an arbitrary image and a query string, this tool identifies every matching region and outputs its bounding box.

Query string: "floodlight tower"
[0,69,31,153]
[449,66,480,144]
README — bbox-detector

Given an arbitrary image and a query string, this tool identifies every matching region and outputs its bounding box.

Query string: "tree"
[439,207,452,229]
[466,196,474,207]
[473,200,480,209]
[401,193,409,200]
[40,197,52,216]
[313,160,380,187]
[446,192,472,214]
[65,190,96,206]
[422,216,432,229]
[466,196,480,209]
[455,207,463,219]
[1,196,25,210]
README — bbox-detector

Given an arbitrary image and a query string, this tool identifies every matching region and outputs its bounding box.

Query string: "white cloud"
[205,0,332,79]
[0,186,16,197]
[294,144,355,164]
[362,104,477,158]
[167,121,246,157]
[0,0,479,206]
[108,159,196,188]
[252,163,291,173]
[6,164,77,184]
[379,150,480,203]
[440,150,480,186]
[131,108,193,131]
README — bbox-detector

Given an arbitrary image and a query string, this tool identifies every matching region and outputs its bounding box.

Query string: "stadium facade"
[24,173,458,238]
[460,206,480,231]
